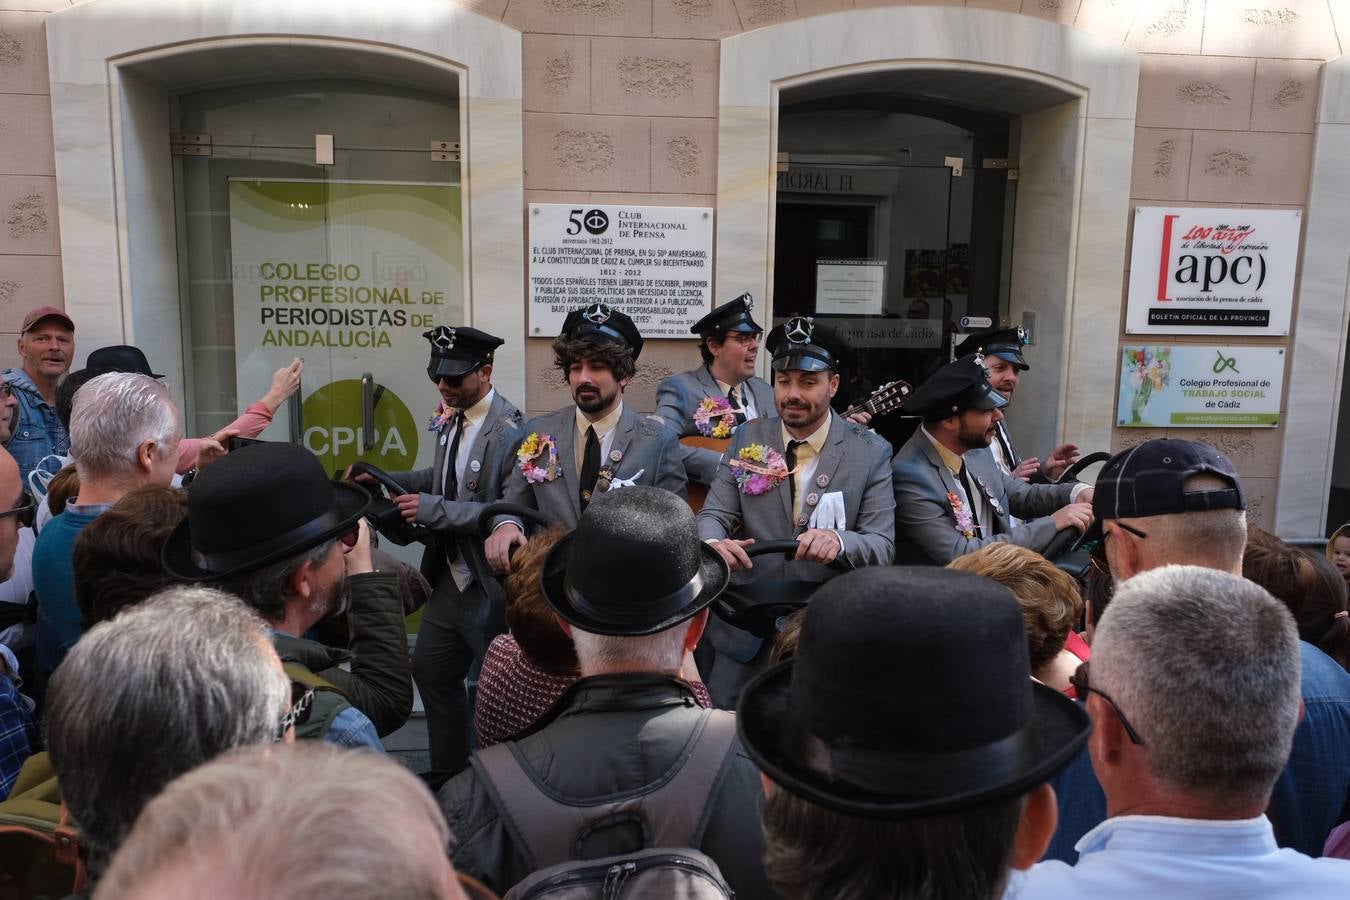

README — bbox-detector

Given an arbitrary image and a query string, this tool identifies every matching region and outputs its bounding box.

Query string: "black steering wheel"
[710,539,850,638]
[474,502,556,541]
[1042,450,1113,563]
[347,462,434,547]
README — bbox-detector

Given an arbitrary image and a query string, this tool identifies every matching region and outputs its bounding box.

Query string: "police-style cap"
[905,355,1008,422]
[690,293,762,338]
[424,325,505,381]
[560,303,644,360]
[767,317,844,373]
[953,327,1030,371]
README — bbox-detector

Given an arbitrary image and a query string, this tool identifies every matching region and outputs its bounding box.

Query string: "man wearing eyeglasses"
[2,307,74,485]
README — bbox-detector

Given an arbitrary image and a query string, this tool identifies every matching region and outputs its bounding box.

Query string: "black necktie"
[785,440,805,515]
[579,425,600,509]
[728,385,746,426]
[994,421,1017,470]
[443,412,465,499]
[958,463,982,533]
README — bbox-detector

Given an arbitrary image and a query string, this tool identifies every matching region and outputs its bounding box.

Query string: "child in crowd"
[1329,523,1350,587]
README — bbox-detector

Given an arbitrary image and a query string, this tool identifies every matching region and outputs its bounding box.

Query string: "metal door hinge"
[983,158,1020,180]
[431,140,461,162]
[943,156,964,177]
[171,133,212,157]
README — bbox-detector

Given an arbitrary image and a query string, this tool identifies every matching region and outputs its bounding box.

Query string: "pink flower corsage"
[516,433,559,484]
[729,444,791,496]
[427,401,455,432]
[693,396,739,438]
[949,491,976,538]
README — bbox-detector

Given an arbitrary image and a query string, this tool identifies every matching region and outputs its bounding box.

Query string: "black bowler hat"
[162,442,370,582]
[1077,438,1246,547]
[87,344,164,379]
[766,317,846,373]
[425,325,505,382]
[691,293,762,339]
[904,354,1008,422]
[560,303,644,361]
[954,327,1030,371]
[542,486,729,636]
[737,567,1090,819]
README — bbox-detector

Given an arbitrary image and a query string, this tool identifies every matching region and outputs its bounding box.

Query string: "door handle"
[288,373,303,444]
[361,372,376,452]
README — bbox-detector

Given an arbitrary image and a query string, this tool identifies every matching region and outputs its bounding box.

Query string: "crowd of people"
[0,299,1344,898]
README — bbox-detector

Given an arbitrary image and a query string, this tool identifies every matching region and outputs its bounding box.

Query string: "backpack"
[474,708,739,900]
[0,752,85,900]
[282,661,349,743]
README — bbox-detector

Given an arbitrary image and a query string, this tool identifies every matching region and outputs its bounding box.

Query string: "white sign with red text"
[1126,207,1300,335]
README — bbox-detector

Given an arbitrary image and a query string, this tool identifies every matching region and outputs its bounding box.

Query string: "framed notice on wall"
[1117,345,1284,428]
[1125,207,1300,336]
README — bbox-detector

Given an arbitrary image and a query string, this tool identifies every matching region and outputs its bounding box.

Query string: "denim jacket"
[1,368,68,485]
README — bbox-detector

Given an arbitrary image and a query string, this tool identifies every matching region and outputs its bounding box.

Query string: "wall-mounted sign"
[815,259,885,315]
[1126,207,1300,335]
[1117,345,1284,428]
[528,204,713,339]
[807,315,943,349]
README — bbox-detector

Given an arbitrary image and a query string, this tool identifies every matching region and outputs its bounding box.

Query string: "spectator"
[162,441,412,745]
[1079,438,1350,858]
[442,487,773,899]
[1246,527,1350,671]
[1007,566,1350,898]
[2,307,75,484]
[72,486,186,629]
[949,542,1088,695]
[737,567,1090,900]
[0,382,19,445]
[473,525,711,748]
[32,373,180,676]
[44,586,291,886]
[1329,522,1350,588]
[95,743,467,900]
[0,446,36,795]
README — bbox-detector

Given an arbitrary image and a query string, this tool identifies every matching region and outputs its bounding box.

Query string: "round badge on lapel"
[467,479,478,491]
[990,498,1002,511]
[795,514,809,528]
[609,449,623,463]
[439,434,448,446]
[816,474,829,488]
[470,460,481,473]
[806,492,819,507]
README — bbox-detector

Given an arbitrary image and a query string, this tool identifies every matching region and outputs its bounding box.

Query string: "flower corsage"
[516,433,560,484]
[427,401,455,432]
[729,444,791,496]
[693,396,739,438]
[948,491,976,538]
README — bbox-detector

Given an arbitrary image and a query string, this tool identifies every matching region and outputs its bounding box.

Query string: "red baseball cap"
[20,306,74,334]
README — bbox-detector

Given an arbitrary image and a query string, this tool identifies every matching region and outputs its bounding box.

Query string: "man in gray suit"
[891,355,1094,565]
[654,293,775,485]
[377,325,523,775]
[486,304,685,572]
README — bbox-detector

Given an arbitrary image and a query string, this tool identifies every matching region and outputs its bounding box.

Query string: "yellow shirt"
[574,402,624,474]
[781,416,831,521]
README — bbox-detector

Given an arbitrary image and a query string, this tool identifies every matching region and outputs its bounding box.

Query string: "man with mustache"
[2,307,74,484]
[891,354,1093,565]
[486,303,684,573]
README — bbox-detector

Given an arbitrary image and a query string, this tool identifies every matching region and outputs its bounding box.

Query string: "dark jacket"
[439,674,775,899]
[273,572,413,738]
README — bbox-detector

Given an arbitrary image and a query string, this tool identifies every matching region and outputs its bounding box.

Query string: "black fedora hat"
[87,344,164,379]
[542,486,729,636]
[737,567,1090,819]
[162,442,370,582]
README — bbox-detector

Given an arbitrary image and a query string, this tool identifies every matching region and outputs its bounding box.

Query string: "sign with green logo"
[301,378,417,476]
[1118,345,1284,428]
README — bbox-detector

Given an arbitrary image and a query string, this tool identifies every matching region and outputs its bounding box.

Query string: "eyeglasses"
[429,364,484,388]
[276,682,315,741]
[0,491,36,529]
[1070,661,1144,746]
[1108,520,1149,540]
[339,525,360,550]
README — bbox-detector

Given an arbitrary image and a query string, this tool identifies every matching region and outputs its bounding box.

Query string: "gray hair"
[68,372,178,480]
[46,586,290,874]
[94,743,460,900]
[1130,474,1248,575]
[1093,565,1301,806]
[215,538,337,624]
[571,620,691,676]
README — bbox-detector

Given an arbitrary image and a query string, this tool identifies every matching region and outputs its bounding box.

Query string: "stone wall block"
[0,11,51,95]
[503,0,653,36]
[524,112,651,192]
[1251,58,1321,134]
[650,117,717,194]
[1020,0,1081,26]
[731,0,794,29]
[1130,127,1192,201]
[795,0,858,20]
[967,1,1024,12]
[453,0,510,18]
[523,33,591,114]
[0,93,54,175]
[590,36,717,118]
[0,175,58,255]
[1074,0,1137,44]
[1125,0,1204,55]
[1186,131,1313,206]
[1176,427,1285,479]
[653,0,743,38]
[1201,0,1340,59]
[0,253,62,328]
[1136,54,1255,131]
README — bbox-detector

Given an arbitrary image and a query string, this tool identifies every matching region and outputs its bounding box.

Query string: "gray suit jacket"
[653,366,775,485]
[697,412,895,584]
[387,391,524,628]
[891,429,1076,565]
[497,404,686,530]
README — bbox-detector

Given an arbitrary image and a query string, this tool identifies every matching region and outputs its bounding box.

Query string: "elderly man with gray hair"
[44,586,292,890]
[1007,566,1350,897]
[32,372,181,676]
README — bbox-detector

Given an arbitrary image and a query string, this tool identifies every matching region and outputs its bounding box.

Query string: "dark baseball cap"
[1080,438,1246,546]
[21,306,74,334]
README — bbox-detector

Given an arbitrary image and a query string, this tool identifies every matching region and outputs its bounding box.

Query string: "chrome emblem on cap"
[784,317,814,344]
[426,325,456,351]
[583,303,612,325]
